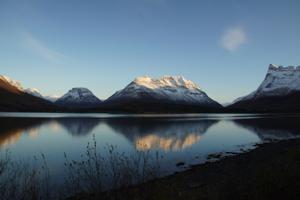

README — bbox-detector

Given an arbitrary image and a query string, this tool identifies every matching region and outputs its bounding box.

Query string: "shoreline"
[76,138,300,200]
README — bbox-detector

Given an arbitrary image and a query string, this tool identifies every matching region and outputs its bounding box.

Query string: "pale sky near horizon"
[1,0,300,103]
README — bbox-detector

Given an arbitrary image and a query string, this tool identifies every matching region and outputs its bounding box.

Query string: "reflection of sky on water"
[0,113,299,183]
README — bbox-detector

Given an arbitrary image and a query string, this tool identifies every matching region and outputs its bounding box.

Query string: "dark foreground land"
[74,138,300,200]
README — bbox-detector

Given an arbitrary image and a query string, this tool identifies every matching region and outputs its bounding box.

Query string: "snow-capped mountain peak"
[44,95,60,102]
[256,64,300,96]
[230,64,300,105]
[60,88,95,99]
[56,88,101,107]
[268,63,300,71]
[0,75,24,91]
[133,75,201,91]
[106,75,221,109]
[25,88,43,98]
[25,88,60,102]
[0,75,60,103]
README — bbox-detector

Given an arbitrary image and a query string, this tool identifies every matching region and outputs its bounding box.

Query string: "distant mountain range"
[1,64,300,113]
[25,88,59,102]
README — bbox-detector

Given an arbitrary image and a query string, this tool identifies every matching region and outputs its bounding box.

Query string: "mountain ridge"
[56,87,102,108]
[2,68,300,113]
[228,64,300,112]
[0,75,58,112]
[100,75,222,113]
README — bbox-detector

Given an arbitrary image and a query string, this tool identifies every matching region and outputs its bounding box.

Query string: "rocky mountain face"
[24,88,44,99]
[56,88,102,108]
[0,75,57,111]
[24,88,59,102]
[0,75,223,112]
[101,76,222,113]
[228,64,300,112]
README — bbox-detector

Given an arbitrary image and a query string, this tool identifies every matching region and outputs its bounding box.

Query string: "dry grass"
[0,151,51,200]
[0,135,161,200]
[62,135,161,199]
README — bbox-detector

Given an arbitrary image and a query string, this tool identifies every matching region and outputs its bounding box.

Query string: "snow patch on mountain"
[257,64,300,95]
[56,88,101,106]
[0,75,24,91]
[25,88,43,98]
[25,88,60,102]
[44,95,60,102]
[0,75,60,102]
[133,75,200,91]
[107,75,219,106]
[231,64,300,104]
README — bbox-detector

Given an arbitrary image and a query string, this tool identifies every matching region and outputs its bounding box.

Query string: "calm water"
[0,113,300,184]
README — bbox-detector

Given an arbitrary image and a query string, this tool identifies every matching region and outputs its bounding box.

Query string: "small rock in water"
[176,161,185,167]
[207,153,222,160]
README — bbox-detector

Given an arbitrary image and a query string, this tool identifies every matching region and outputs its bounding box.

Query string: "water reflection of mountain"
[104,118,218,151]
[57,118,101,136]
[0,117,102,147]
[0,117,219,150]
[0,118,47,147]
[234,116,300,141]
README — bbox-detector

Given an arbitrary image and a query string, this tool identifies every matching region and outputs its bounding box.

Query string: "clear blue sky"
[1,0,300,103]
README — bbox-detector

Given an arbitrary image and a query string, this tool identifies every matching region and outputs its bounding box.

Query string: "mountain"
[0,75,24,92]
[56,88,101,108]
[25,88,60,103]
[25,88,60,102]
[228,64,300,112]
[25,88,44,98]
[101,76,222,113]
[0,75,57,111]
[44,95,60,102]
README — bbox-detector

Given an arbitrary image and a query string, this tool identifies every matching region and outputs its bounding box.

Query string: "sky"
[0,0,300,103]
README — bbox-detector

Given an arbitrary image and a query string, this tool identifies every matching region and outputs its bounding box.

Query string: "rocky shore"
[73,138,300,200]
